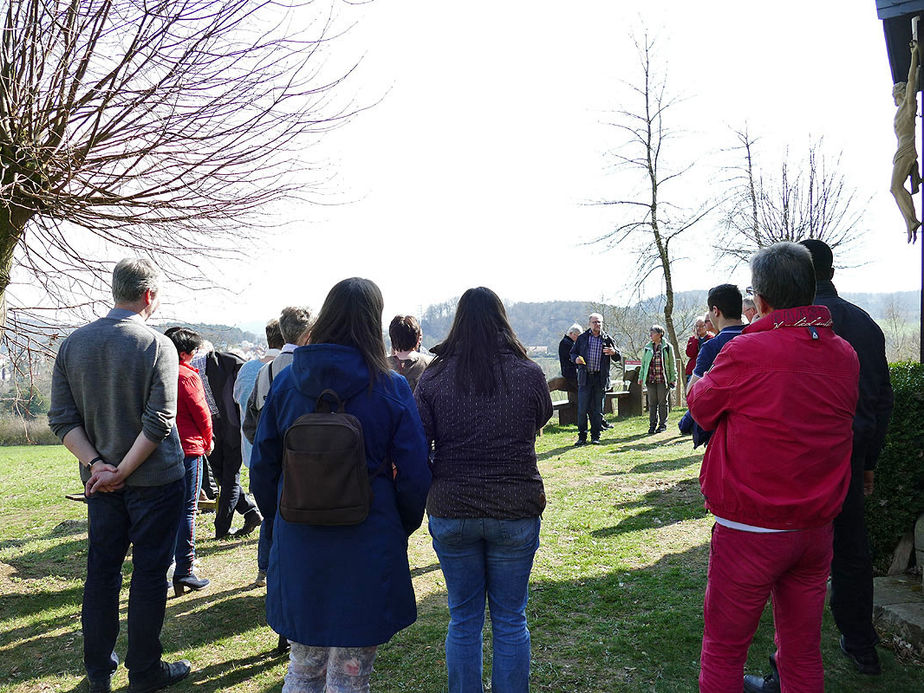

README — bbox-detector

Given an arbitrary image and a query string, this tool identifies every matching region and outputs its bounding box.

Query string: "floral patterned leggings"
[282,643,378,693]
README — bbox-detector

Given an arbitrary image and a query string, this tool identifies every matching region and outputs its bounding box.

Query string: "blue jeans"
[429,516,541,693]
[174,455,203,577]
[577,376,604,440]
[83,479,184,685]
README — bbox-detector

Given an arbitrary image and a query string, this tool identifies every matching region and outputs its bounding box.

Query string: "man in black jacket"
[745,241,894,691]
[199,348,263,540]
[803,240,893,675]
[569,313,620,446]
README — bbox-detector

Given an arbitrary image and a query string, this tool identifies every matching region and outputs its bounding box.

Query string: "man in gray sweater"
[49,258,190,693]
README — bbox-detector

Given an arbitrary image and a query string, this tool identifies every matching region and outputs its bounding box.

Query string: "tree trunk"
[0,207,31,337]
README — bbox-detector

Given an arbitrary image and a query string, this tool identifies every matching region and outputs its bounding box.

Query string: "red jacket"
[176,361,213,456]
[687,306,858,530]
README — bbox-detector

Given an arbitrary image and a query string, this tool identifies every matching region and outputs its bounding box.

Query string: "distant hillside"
[418,290,921,356]
[839,291,917,320]
[154,322,262,349]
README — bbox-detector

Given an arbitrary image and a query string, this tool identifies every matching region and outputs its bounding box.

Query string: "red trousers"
[699,522,834,693]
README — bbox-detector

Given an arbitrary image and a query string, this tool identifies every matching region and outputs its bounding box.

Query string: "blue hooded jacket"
[250,343,431,646]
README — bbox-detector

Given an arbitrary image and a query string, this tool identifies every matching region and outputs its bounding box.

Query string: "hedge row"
[866,361,924,573]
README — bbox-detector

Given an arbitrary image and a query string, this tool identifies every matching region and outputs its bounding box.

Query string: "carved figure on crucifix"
[891,40,922,243]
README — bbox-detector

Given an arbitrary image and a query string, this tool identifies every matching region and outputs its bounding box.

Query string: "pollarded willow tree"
[592,33,713,395]
[0,0,359,353]
[717,127,868,266]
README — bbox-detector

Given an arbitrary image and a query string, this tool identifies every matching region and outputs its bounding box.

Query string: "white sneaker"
[255,569,267,587]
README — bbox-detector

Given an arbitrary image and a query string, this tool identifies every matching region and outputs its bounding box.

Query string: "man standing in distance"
[570,313,620,445]
[49,258,190,693]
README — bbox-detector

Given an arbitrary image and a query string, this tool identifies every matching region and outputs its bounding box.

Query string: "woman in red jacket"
[166,328,214,595]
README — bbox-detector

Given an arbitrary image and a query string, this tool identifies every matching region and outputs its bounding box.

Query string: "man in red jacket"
[687,242,859,693]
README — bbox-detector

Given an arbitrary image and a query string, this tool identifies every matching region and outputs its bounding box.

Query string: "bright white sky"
[156,0,921,330]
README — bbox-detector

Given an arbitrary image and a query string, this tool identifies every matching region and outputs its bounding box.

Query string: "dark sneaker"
[573,438,587,447]
[128,660,191,693]
[656,424,667,433]
[840,635,881,675]
[647,427,656,435]
[743,652,780,693]
[590,439,603,445]
[88,679,111,693]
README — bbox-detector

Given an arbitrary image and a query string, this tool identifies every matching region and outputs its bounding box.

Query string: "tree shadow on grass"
[0,518,87,552]
[601,453,703,476]
[2,536,87,581]
[0,583,83,645]
[4,585,271,685]
[410,562,440,579]
[195,535,259,559]
[185,650,287,692]
[537,444,581,461]
[591,478,708,537]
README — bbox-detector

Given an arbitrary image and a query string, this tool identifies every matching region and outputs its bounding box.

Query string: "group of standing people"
[556,312,678,439]
[548,239,893,693]
[50,260,552,693]
[47,237,894,693]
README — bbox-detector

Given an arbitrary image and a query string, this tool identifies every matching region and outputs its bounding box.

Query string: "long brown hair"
[429,287,527,394]
[308,278,391,388]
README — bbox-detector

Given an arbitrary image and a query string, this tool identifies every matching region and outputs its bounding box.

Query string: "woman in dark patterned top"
[414,287,553,693]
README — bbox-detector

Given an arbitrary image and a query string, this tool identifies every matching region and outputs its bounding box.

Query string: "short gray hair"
[112,258,160,303]
[742,297,756,311]
[750,242,815,310]
[279,306,313,344]
[568,323,583,336]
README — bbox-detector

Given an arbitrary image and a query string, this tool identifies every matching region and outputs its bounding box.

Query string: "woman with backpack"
[414,287,553,693]
[249,278,431,693]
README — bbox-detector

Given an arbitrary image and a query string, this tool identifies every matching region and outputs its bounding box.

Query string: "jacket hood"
[743,305,833,335]
[290,344,374,401]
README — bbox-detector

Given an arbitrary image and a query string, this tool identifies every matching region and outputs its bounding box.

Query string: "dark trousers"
[174,455,202,577]
[647,382,669,429]
[210,423,257,535]
[577,375,604,440]
[83,479,184,685]
[830,451,878,652]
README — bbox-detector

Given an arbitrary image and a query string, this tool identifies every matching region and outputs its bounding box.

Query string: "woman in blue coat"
[250,277,431,693]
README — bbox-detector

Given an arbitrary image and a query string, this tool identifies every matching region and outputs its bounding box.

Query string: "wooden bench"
[551,397,578,426]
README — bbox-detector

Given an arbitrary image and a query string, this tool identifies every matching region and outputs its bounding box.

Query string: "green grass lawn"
[1,415,921,692]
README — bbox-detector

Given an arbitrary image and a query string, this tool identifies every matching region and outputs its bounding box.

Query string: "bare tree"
[592,33,713,397]
[0,0,360,352]
[881,294,919,362]
[718,129,867,265]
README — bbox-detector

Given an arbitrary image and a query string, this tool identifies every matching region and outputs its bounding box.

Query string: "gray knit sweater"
[49,309,184,486]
